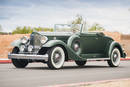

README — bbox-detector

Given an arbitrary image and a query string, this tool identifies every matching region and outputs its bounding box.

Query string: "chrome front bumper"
[8,53,48,61]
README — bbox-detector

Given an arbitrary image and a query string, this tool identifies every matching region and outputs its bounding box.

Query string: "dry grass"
[104,31,121,42]
[0,34,29,58]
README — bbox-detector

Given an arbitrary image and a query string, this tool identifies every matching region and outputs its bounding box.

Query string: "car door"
[80,33,107,57]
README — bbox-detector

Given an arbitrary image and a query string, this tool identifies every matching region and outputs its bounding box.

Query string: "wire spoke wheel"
[107,48,121,67]
[47,46,65,69]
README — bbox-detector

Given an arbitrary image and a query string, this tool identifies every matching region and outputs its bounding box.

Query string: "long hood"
[39,32,73,36]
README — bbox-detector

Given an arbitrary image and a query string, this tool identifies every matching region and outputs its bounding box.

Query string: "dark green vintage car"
[8,24,126,69]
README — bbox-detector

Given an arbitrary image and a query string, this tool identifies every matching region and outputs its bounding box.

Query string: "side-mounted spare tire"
[67,35,81,55]
[11,47,28,68]
[47,46,65,69]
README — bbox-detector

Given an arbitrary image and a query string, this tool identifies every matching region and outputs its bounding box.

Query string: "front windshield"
[54,24,83,33]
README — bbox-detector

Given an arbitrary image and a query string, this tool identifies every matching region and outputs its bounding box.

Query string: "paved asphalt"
[0,61,130,87]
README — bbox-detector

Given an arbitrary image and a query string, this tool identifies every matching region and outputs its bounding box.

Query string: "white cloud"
[0,0,130,34]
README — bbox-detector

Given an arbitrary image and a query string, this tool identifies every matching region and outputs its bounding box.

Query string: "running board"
[87,58,110,61]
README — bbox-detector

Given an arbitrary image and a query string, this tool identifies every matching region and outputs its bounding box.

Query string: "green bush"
[12,26,53,34]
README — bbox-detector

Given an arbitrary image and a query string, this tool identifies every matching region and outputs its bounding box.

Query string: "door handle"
[96,38,98,40]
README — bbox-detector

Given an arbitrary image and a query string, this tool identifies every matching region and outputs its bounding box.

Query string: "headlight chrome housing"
[20,45,25,52]
[21,36,29,44]
[28,45,33,52]
[41,36,48,44]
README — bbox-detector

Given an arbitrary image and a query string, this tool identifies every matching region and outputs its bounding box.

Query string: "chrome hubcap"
[114,54,117,58]
[74,43,79,51]
[113,52,119,62]
[53,51,61,64]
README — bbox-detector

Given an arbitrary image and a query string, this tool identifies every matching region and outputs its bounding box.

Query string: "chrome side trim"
[8,53,48,61]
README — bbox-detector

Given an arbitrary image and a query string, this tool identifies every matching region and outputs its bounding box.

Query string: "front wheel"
[47,46,65,69]
[75,61,86,66]
[11,47,28,68]
[12,59,28,68]
[107,48,121,67]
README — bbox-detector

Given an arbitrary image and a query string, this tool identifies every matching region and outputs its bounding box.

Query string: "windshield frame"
[54,24,83,33]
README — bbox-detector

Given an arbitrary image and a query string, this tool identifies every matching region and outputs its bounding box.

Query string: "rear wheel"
[107,48,121,67]
[75,61,86,66]
[47,46,65,69]
[11,47,28,68]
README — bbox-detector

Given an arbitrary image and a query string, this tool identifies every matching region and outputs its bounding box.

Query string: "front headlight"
[41,36,48,44]
[21,36,29,44]
[20,45,25,52]
[28,45,33,52]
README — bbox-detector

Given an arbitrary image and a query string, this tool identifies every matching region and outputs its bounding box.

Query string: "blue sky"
[0,0,130,34]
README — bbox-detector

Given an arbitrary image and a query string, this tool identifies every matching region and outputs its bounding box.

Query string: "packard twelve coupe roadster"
[8,24,126,69]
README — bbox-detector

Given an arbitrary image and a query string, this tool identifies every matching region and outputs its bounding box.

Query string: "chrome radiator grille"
[30,33,42,52]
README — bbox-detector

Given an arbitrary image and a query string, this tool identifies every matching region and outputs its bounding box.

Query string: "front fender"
[42,40,85,61]
[11,39,21,47]
[42,40,67,48]
[107,41,125,58]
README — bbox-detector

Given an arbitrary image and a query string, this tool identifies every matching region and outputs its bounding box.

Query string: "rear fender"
[107,41,125,58]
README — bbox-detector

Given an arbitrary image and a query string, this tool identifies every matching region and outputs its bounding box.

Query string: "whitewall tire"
[107,48,121,67]
[47,46,65,69]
